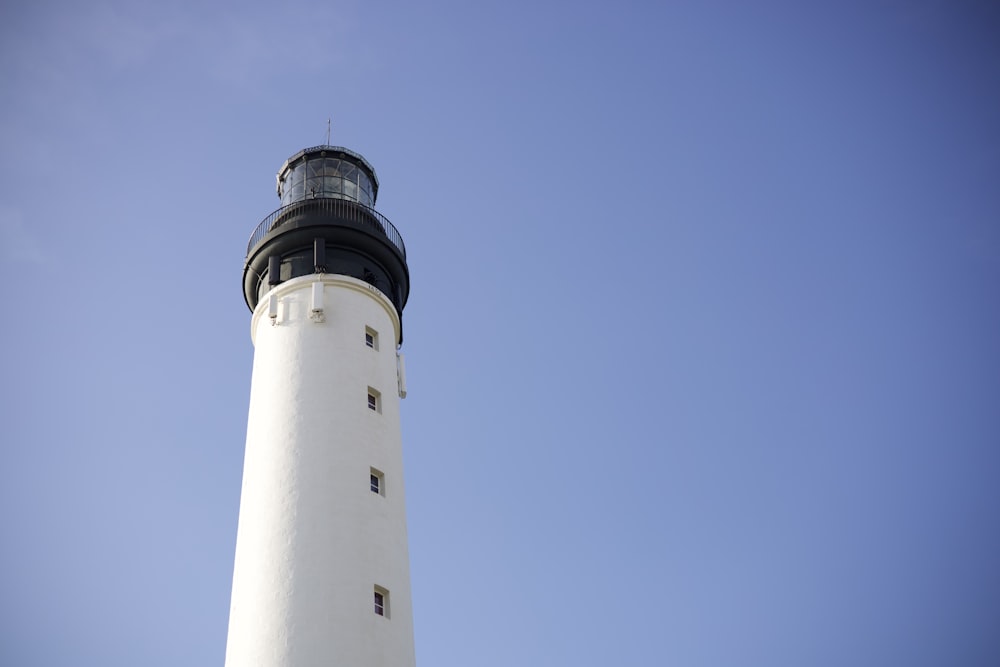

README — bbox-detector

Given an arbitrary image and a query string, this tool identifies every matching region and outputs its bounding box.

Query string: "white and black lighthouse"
[226,145,415,666]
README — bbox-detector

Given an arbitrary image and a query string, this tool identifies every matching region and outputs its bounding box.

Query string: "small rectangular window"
[370,467,385,496]
[374,586,389,617]
[367,387,381,413]
[365,327,379,350]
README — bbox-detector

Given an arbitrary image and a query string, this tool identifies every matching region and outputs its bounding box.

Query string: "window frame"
[373,586,390,618]
[370,467,385,496]
[367,387,381,413]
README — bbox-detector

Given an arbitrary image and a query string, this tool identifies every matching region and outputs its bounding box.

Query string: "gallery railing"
[247,197,405,259]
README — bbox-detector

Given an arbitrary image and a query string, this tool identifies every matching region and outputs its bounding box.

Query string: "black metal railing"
[246,197,405,258]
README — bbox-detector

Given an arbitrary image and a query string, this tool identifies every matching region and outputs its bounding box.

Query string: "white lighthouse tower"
[226,145,415,667]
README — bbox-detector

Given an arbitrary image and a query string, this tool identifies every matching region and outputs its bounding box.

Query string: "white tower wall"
[225,274,415,667]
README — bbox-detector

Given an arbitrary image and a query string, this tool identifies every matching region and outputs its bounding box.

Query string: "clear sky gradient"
[1,1,998,665]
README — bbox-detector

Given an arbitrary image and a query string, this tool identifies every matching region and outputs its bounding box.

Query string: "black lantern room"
[242,145,409,331]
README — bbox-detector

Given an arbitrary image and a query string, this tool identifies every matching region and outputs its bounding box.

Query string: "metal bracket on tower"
[309,281,325,323]
[268,255,281,287]
[268,294,279,325]
[314,238,327,274]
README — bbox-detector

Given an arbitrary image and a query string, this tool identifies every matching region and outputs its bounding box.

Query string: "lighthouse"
[226,145,415,666]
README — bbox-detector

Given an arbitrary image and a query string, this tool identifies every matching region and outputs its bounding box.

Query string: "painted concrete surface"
[226,274,415,667]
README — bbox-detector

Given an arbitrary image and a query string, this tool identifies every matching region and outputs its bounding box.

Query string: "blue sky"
[1,1,998,665]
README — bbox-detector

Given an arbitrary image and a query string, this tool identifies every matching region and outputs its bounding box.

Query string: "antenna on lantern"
[326,118,331,145]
